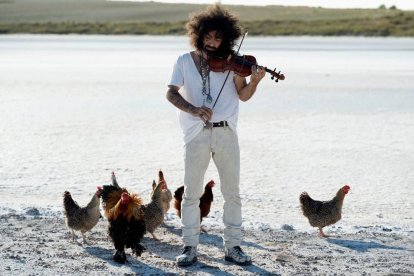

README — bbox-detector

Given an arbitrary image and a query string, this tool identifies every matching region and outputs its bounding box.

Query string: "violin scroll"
[269,67,285,83]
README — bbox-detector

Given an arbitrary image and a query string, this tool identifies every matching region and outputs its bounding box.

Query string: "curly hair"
[186,4,242,56]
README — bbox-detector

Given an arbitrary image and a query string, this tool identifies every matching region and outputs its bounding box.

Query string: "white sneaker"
[225,246,252,266]
[176,246,197,267]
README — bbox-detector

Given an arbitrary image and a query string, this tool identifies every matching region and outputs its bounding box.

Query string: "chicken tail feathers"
[300,191,324,218]
[111,172,120,189]
[299,192,310,204]
[299,192,313,209]
[173,186,184,217]
[102,172,124,204]
[299,192,313,215]
[158,170,164,183]
[173,186,184,202]
[101,185,120,202]
[150,180,163,202]
[63,191,80,217]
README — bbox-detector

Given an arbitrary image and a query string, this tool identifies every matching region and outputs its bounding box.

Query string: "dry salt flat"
[1,208,413,275]
[0,35,414,275]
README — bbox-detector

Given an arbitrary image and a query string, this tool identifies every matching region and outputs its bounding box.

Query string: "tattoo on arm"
[167,88,196,114]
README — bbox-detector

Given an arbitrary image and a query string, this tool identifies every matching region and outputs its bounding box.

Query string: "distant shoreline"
[1,14,413,37]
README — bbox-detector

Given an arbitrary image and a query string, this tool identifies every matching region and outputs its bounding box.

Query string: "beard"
[203,45,218,55]
[203,45,230,58]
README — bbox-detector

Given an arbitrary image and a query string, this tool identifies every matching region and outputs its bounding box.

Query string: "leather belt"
[211,121,228,127]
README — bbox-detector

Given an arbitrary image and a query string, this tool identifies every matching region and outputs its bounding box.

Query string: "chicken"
[158,170,172,215]
[101,172,146,263]
[63,187,102,244]
[173,180,215,223]
[299,185,351,237]
[173,186,184,218]
[142,179,164,240]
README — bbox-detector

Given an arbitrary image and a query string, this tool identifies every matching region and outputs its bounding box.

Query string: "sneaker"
[176,246,197,267]
[225,246,252,266]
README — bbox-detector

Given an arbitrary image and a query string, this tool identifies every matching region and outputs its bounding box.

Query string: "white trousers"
[181,126,242,249]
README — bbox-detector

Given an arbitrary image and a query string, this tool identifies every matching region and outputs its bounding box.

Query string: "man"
[166,4,265,267]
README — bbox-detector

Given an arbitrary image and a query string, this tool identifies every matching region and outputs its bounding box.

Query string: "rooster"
[101,172,146,263]
[299,185,351,237]
[63,187,102,244]
[173,180,215,223]
[142,178,164,239]
[158,170,172,215]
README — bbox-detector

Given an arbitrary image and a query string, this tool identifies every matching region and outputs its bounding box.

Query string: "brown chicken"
[142,179,164,240]
[101,172,146,263]
[173,180,215,223]
[158,170,172,215]
[63,187,102,244]
[299,185,351,237]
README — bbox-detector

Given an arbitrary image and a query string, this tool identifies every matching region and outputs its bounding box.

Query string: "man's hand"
[167,86,213,123]
[250,65,266,85]
[191,106,213,123]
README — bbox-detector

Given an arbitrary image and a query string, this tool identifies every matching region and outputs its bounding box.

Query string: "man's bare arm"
[166,85,213,122]
[234,66,266,102]
[166,85,197,114]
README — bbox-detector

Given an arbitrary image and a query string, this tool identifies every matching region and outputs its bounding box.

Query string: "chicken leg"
[81,231,89,244]
[71,229,76,242]
[149,231,159,240]
[318,228,330,238]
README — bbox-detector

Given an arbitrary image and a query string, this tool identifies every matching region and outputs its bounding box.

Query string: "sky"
[114,0,414,10]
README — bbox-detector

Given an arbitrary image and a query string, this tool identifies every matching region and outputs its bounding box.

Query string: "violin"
[208,53,285,83]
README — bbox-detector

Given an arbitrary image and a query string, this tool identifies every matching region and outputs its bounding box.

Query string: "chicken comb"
[342,184,351,195]
[208,180,215,187]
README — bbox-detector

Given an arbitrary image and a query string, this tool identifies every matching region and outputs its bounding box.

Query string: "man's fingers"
[201,107,212,117]
[251,65,265,79]
[251,65,257,74]
[197,106,212,122]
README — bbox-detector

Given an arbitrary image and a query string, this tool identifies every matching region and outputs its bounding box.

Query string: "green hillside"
[0,0,413,36]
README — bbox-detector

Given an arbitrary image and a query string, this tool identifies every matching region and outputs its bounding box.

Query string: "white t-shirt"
[168,52,240,144]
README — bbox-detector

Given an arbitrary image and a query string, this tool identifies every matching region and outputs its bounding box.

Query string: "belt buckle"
[204,122,213,129]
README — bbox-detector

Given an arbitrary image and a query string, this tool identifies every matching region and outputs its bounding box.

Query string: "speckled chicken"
[63,187,102,244]
[299,185,351,237]
[142,178,164,240]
